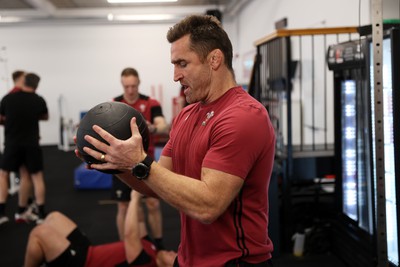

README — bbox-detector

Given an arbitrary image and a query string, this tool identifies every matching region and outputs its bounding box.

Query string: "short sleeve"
[202,105,274,179]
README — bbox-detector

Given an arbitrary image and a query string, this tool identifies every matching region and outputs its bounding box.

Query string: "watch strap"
[142,154,154,167]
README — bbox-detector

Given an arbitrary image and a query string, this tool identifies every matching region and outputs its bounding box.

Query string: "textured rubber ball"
[76,101,149,174]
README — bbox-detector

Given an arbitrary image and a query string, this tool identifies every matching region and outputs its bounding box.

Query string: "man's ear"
[209,49,223,70]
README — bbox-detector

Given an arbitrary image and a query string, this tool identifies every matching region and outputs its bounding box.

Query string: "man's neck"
[124,94,139,104]
[15,83,24,88]
[204,70,237,104]
[22,87,35,93]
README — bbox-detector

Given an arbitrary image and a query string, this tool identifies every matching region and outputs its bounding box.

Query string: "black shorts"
[111,175,132,202]
[1,145,43,173]
[46,227,91,267]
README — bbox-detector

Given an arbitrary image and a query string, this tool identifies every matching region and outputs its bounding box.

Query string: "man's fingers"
[92,124,117,144]
[130,117,139,134]
[83,134,108,154]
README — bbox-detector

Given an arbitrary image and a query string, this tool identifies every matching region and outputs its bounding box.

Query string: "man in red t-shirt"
[23,190,177,267]
[80,15,275,267]
[111,67,168,251]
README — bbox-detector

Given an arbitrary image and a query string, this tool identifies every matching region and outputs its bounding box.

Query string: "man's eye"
[179,62,187,67]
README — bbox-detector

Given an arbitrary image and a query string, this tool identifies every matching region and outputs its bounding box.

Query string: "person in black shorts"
[0,73,48,225]
[23,190,177,267]
[8,70,39,224]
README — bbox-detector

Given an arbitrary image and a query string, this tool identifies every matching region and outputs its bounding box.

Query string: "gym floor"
[0,146,346,266]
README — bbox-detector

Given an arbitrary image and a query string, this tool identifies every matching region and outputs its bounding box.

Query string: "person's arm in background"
[148,104,168,134]
[39,97,49,121]
[124,190,146,262]
[39,113,49,121]
[0,115,5,124]
[150,116,168,134]
[0,98,6,124]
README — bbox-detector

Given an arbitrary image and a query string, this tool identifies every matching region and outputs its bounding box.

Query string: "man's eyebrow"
[171,59,185,64]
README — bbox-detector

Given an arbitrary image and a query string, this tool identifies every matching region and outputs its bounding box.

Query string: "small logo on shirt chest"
[202,111,214,126]
[139,104,146,113]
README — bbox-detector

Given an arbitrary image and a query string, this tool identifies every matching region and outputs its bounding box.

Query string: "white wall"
[227,0,373,85]
[0,0,398,145]
[223,0,372,146]
[228,0,399,85]
[0,23,177,145]
[225,0,398,146]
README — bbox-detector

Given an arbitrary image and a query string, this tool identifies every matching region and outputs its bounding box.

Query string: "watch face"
[134,163,149,179]
[132,155,153,180]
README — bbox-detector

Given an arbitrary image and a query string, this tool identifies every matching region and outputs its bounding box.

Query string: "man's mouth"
[181,85,189,94]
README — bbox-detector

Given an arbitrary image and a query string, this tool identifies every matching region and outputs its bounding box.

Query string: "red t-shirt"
[162,87,275,267]
[113,94,163,158]
[84,238,157,267]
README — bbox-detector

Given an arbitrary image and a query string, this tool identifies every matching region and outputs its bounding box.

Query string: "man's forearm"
[143,162,242,224]
[116,171,159,198]
[124,196,140,239]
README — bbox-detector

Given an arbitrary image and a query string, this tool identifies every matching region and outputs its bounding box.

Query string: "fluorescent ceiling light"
[113,14,176,21]
[0,16,23,23]
[108,0,178,3]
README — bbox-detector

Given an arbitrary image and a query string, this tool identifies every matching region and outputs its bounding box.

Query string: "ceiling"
[0,0,250,24]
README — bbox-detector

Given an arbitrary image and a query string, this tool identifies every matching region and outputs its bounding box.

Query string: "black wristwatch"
[132,155,154,180]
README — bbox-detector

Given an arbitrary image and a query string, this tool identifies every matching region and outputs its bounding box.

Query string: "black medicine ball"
[76,101,149,174]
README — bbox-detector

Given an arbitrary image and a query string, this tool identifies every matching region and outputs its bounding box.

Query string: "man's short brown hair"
[12,70,25,82]
[24,73,40,90]
[166,14,233,71]
[121,67,139,78]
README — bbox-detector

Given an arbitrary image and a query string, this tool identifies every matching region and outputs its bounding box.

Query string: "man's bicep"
[153,115,166,124]
[201,167,244,214]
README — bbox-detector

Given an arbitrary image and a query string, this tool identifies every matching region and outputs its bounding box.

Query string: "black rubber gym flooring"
[0,146,346,267]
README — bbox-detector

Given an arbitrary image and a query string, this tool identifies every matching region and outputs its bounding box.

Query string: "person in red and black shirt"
[111,68,168,250]
[23,190,177,267]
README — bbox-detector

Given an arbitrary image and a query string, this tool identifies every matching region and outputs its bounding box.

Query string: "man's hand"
[82,117,146,172]
[146,121,157,134]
